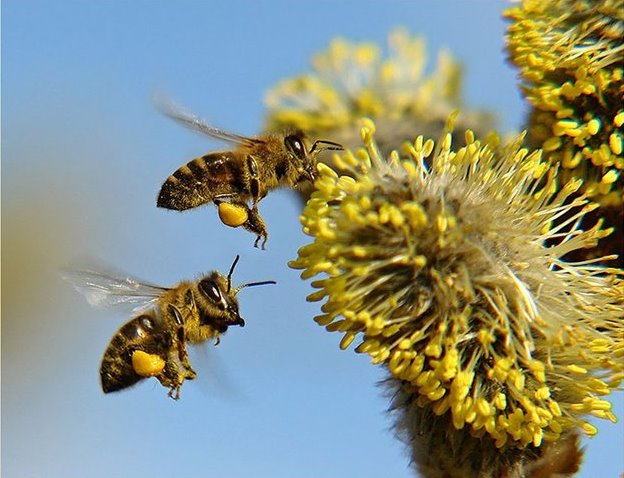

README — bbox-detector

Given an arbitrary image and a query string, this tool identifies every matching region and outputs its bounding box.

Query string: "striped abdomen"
[100,314,170,393]
[157,152,248,211]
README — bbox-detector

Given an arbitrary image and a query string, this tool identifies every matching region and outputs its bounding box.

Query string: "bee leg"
[168,304,197,379]
[245,206,268,250]
[215,198,268,249]
[246,156,270,247]
[176,327,197,379]
[247,155,261,208]
[158,359,184,400]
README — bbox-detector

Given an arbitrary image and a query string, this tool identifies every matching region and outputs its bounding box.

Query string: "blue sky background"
[2,1,622,477]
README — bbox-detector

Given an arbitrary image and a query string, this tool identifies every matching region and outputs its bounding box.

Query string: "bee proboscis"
[155,98,342,249]
[64,256,275,399]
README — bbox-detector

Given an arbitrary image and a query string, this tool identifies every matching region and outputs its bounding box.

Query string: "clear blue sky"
[2,1,622,477]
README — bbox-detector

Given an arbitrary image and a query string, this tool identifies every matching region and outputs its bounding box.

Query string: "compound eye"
[285,134,305,159]
[199,279,222,304]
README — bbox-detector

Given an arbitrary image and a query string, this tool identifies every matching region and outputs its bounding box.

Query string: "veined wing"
[154,95,264,148]
[62,269,168,312]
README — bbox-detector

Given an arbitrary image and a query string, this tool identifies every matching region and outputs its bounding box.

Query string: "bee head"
[284,133,314,182]
[287,134,343,183]
[197,256,276,330]
[198,274,244,327]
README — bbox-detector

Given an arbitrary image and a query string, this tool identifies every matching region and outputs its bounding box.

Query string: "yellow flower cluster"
[291,118,624,450]
[265,29,492,156]
[506,0,624,204]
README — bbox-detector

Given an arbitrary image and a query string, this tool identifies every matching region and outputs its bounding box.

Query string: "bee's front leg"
[167,305,197,379]
[247,155,261,209]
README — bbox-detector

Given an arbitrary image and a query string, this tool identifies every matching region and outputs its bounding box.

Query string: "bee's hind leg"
[158,359,186,400]
[246,206,268,250]
[214,197,268,249]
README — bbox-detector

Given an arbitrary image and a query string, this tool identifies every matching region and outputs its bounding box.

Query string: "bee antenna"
[309,139,344,154]
[235,280,277,294]
[227,255,241,294]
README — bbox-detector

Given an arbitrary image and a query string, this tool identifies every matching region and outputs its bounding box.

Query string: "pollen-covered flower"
[506,0,624,262]
[290,118,624,473]
[265,29,493,157]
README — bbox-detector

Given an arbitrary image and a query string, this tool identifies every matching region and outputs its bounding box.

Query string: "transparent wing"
[153,94,263,147]
[62,269,168,311]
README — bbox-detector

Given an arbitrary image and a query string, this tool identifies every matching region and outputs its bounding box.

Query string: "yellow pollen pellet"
[218,202,248,227]
[614,111,624,127]
[132,350,165,377]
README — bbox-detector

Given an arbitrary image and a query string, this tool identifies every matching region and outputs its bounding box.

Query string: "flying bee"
[63,256,275,399]
[155,98,342,249]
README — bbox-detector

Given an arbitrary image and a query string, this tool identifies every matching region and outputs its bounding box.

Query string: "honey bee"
[64,256,275,399]
[155,99,342,249]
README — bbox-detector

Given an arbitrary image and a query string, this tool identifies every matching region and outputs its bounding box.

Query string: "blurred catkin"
[264,29,494,198]
[505,0,624,265]
[290,119,624,477]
